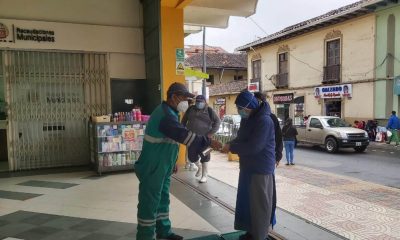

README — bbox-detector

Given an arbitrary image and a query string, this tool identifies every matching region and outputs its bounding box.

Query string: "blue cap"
[235,90,259,109]
[195,95,206,102]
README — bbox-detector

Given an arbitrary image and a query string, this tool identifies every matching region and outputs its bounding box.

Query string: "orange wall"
[161,6,185,99]
[161,6,187,165]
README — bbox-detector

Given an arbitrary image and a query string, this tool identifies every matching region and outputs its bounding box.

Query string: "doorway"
[0,129,7,172]
[276,104,290,123]
[2,50,109,170]
[325,99,342,117]
[111,79,146,114]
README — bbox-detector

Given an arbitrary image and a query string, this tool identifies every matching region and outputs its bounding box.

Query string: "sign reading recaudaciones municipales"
[0,21,55,43]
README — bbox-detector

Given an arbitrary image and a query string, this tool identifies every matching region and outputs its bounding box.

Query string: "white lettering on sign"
[273,93,294,104]
[314,84,352,99]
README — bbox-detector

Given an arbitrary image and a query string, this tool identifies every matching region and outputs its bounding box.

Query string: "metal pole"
[202,27,206,96]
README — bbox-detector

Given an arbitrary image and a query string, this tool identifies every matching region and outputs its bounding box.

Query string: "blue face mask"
[196,102,206,109]
[238,108,250,119]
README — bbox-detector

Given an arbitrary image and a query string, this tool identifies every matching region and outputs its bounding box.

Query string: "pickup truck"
[296,116,369,153]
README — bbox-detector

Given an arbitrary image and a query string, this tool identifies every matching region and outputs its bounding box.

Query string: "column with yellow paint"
[160,1,191,166]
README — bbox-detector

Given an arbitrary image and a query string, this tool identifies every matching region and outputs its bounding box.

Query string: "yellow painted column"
[161,5,186,166]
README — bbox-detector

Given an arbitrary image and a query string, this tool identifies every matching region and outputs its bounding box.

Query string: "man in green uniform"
[135,82,221,240]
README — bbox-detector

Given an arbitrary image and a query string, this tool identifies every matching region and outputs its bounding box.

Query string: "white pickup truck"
[296,116,369,153]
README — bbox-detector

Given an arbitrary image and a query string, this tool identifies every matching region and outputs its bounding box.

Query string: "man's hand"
[173,165,178,174]
[210,139,222,150]
[221,144,230,153]
[276,160,280,168]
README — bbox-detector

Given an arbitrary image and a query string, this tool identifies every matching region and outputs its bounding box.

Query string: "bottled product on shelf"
[111,108,144,122]
[91,121,146,174]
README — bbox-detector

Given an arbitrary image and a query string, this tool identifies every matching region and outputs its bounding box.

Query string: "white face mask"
[177,101,189,113]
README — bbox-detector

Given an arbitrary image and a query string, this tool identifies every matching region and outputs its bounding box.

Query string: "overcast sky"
[185,0,361,52]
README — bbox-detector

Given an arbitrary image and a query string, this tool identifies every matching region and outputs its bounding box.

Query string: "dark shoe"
[285,163,290,166]
[239,232,253,240]
[156,233,183,240]
[290,163,295,165]
[386,142,391,144]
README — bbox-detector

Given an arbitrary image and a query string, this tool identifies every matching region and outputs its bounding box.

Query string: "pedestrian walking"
[184,98,197,171]
[182,95,221,183]
[386,111,400,146]
[282,118,298,165]
[134,82,222,240]
[221,90,276,240]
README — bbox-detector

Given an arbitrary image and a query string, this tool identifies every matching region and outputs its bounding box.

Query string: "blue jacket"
[387,115,400,129]
[230,102,276,175]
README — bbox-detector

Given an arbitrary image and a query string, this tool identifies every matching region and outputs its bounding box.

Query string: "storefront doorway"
[276,104,290,124]
[0,129,8,172]
[325,99,342,117]
[2,50,110,170]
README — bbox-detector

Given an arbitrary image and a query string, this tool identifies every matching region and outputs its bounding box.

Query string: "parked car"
[217,114,241,136]
[296,116,369,153]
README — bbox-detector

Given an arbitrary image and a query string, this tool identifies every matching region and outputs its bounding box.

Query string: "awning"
[293,96,304,104]
[184,0,258,28]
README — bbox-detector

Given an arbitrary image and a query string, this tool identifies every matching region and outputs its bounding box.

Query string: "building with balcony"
[237,0,381,125]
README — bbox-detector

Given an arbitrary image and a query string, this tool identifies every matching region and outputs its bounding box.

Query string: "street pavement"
[208,149,400,240]
[294,142,400,188]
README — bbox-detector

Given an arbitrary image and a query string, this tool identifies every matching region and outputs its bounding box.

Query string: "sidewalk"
[209,152,400,240]
[0,170,220,239]
[368,141,400,153]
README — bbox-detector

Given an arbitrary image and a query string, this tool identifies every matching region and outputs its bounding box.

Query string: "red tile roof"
[185,53,247,69]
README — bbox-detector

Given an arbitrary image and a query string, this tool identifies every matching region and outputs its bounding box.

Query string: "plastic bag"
[375,132,382,142]
[387,131,392,138]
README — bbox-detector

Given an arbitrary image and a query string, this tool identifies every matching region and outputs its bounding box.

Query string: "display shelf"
[89,121,145,175]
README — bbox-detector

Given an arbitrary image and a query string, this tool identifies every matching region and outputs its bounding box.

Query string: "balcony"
[276,73,288,88]
[323,64,341,83]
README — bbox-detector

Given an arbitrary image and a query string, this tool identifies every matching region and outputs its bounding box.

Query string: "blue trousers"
[284,141,295,164]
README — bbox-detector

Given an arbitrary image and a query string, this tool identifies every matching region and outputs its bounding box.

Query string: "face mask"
[177,100,189,112]
[238,108,250,119]
[196,102,206,109]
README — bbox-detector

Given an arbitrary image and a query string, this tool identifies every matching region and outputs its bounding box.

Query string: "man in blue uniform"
[135,82,222,240]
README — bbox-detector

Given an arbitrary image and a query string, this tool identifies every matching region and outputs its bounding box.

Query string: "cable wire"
[289,53,323,73]
[249,17,269,36]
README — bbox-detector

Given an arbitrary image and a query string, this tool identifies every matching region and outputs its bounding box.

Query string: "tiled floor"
[17,180,78,189]
[209,152,400,240]
[0,211,213,240]
[0,169,221,240]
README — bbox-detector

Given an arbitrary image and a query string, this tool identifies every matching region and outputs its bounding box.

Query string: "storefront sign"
[394,76,400,96]
[16,27,55,43]
[273,93,294,104]
[248,82,259,92]
[176,48,185,75]
[314,84,352,99]
[0,22,55,43]
[215,97,226,105]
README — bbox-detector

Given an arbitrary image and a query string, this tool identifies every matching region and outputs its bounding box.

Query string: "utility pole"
[202,26,207,96]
